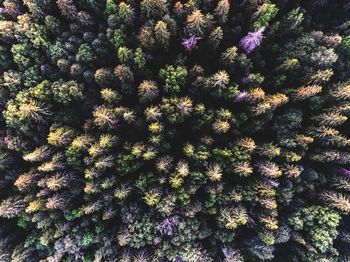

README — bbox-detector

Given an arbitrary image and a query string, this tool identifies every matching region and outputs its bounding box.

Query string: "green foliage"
[76,44,97,64]
[105,0,117,16]
[80,232,94,247]
[64,209,83,221]
[159,65,187,93]
[49,41,69,63]
[51,80,84,104]
[289,206,340,253]
[11,43,40,70]
[112,29,126,51]
[45,15,61,35]
[252,2,279,29]
[26,23,50,48]
[128,214,155,248]
[28,80,52,100]
[340,35,350,56]
[134,47,146,69]
[17,215,28,229]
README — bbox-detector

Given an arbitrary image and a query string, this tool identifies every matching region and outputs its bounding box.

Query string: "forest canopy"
[0,0,350,261]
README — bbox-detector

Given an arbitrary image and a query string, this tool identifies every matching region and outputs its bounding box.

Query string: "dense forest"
[0,0,350,261]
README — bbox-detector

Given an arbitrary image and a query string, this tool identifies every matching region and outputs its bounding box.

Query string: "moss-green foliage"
[289,206,340,253]
[76,44,97,64]
[159,65,188,93]
[0,0,350,261]
[252,2,278,29]
[134,47,146,70]
[51,80,84,104]
[11,43,41,70]
[340,35,350,56]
